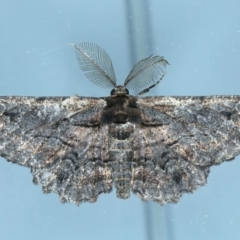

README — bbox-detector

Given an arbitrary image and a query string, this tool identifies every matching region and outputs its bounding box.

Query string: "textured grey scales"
[1,43,240,205]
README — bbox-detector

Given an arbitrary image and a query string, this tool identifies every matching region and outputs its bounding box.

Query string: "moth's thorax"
[102,90,140,125]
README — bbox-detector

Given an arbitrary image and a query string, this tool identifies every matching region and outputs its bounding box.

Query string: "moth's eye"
[111,89,115,95]
[125,88,129,94]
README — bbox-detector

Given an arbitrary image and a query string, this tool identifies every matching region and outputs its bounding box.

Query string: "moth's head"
[111,85,129,97]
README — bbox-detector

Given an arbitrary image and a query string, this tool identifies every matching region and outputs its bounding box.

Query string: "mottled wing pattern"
[132,96,240,204]
[0,96,112,204]
[1,95,240,205]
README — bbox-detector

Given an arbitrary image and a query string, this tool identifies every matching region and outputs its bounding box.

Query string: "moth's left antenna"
[69,42,117,88]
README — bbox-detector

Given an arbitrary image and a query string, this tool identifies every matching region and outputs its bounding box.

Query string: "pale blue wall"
[0,1,240,240]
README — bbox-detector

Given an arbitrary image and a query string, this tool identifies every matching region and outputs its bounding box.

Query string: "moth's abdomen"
[108,123,134,199]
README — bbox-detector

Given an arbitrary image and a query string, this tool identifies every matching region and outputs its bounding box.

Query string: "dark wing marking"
[131,96,240,204]
[0,96,112,204]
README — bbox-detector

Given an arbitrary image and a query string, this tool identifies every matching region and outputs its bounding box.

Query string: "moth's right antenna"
[124,55,169,95]
[137,73,166,96]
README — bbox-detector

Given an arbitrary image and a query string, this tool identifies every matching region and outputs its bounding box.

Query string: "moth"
[0,42,240,205]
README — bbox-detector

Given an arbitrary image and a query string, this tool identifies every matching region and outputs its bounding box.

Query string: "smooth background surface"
[0,1,240,240]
